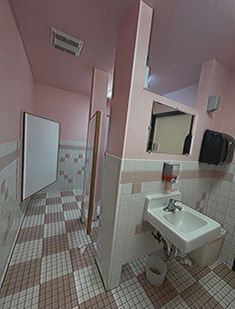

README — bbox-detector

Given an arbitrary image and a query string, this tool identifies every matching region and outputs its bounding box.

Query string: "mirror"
[147,102,194,155]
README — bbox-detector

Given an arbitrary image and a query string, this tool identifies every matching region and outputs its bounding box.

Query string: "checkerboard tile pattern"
[74,264,105,304]
[0,190,234,309]
[10,239,43,265]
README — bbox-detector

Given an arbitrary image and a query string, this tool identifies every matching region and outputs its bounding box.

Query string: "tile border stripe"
[120,169,214,184]
[0,150,19,173]
[59,144,92,151]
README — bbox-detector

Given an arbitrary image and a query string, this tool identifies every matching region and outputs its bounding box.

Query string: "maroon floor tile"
[229,277,235,289]
[120,264,136,283]
[0,258,41,298]
[65,218,84,233]
[91,226,99,242]
[137,272,178,308]
[213,263,235,287]
[31,193,47,200]
[25,206,45,216]
[17,225,44,243]
[62,202,79,211]
[46,197,62,205]
[42,233,69,257]
[75,195,82,202]
[178,256,210,280]
[80,291,118,309]
[1,190,234,309]
[44,211,65,224]
[60,191,74,197]
[70,244,96,271]
[181,282,223,309]
[38,273,78,309]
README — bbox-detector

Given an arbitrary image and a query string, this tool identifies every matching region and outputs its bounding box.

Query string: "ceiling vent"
[50,27,84,56]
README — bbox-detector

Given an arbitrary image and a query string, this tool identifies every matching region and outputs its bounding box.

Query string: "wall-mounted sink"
[144,191,221,253]
[163,211,207,233]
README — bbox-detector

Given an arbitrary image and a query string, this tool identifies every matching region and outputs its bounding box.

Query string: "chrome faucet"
[163,199,183,212]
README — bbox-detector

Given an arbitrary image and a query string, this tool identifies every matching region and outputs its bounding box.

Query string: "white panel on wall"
[22,113,60,200]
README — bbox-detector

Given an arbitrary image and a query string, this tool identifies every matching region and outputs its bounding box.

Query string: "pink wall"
[35,83,89,142]
[0,0,34,144]
[90,68,109,118]
[107,4,139,157]
[124,3,232,161]
[190,59,231,160]
[108,0,234,162]
[222,73,235,137]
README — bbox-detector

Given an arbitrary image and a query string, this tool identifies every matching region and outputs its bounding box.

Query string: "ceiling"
[11,0,235,97]
[148,0,235,95]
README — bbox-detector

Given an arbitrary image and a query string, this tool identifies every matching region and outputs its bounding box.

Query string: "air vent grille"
[50,27,84,56]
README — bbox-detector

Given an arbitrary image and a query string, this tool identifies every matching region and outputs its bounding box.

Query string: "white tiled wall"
[0,141,29,284]
[119,159,213,258]
[98,156,235,289]
[96,154,121,290]
[41,140,87,193]
[116,187,162,263]
[97,157,215,289]
[206,164,235,268]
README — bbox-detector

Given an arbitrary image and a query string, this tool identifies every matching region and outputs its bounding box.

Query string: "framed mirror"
[147,102,194,155]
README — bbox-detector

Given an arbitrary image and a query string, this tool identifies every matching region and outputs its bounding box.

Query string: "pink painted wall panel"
[107,4,139,158]
[90,68,108,118]
[35,83,89,142]
[109,0,235,163]
[124,60,231,160]
[189,59,231,161]
[113,1,233,161]
[222,74,235,137]
[0,0,34,143]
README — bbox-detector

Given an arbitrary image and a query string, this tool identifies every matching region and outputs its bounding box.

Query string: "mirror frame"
[147,103,194,155]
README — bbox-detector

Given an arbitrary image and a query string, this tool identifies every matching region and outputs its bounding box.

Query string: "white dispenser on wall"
[162,163,180,184]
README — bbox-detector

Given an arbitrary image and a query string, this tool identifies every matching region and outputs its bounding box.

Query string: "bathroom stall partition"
[81,111,101,235]
[82,111,110,237]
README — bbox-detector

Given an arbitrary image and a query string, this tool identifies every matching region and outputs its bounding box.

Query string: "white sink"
[163,211,207,233]
[144,191,221,253]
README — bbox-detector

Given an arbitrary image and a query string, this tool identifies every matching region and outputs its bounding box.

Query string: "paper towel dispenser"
[199,130,235,165]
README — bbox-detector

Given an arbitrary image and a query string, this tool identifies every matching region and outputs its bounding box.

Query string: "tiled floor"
[0,191,234,309]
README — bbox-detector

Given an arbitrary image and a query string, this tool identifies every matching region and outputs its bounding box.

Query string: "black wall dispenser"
[199,129,235,165]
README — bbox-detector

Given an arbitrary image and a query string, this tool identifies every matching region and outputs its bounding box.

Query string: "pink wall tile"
[1,180,6,195]
[132,182,141,194]
[135,221,153,235]
[180,170,214,179]
[120,171,136,183]
[120,169,214,184]
[0,151,19,173]
[213,170,233,182]
[59,145,87,151]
